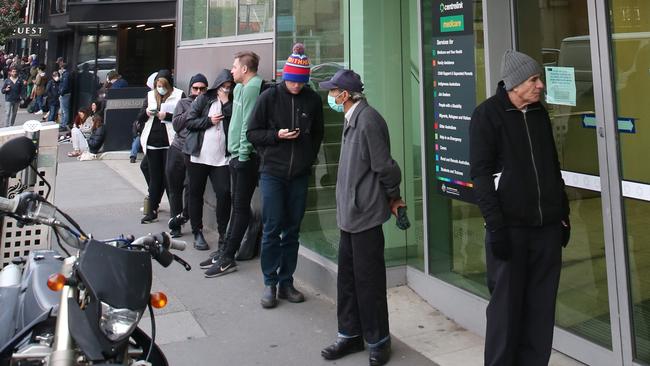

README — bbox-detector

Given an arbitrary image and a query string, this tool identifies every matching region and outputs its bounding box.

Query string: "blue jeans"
[34,94,44,111]
[130,135,141,158]
[47,102,59,122]
[59,93,71,126]
[259,173,309,287]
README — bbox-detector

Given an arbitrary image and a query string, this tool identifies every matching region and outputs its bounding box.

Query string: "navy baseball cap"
[318,69,364,93]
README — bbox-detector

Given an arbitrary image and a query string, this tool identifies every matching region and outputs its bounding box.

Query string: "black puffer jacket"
[469,82,569,230]
[247,82,324,179]
[88,126,105,154]
[184,69,233,157]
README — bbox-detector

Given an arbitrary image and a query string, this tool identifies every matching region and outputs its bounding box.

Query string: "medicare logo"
[440,1,463,13]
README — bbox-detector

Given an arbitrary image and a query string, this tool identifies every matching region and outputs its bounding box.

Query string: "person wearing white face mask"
[139,69,185,224]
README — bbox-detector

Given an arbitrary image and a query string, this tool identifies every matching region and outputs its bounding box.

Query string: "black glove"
[486,227,510,261]
[396,206,411,230]
[561,218,571,248]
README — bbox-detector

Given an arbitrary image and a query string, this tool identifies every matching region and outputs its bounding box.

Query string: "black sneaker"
[170,228,182,238]
[204,257,237,278]
[130,156,136,163]
[141,210,158,224]
[199,255,219,269]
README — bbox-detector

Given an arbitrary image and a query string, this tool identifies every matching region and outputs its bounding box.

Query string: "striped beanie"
[283,43,311,83]
[500,50,542,90]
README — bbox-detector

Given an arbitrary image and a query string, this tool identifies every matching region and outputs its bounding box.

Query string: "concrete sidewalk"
[7,101,583,365]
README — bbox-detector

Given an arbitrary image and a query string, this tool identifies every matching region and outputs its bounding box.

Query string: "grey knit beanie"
[500,50,542,90]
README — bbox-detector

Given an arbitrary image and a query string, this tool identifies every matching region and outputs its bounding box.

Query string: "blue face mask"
[327,92,345,113]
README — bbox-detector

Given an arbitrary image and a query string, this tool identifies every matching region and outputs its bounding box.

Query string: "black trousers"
[140,154,150,187]
[145,148,168,212]
[186,159,231,235]
[337,225,389,345]
[223,156,258,260]
[484,224,563,366]
[165,145,190,219]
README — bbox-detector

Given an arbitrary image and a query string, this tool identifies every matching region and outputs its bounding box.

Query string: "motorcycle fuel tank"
[17,250,64,330]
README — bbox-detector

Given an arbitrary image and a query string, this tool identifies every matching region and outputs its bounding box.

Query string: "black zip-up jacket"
[184,70,233,157]
[247,82,324,179]
[469,82,569,230]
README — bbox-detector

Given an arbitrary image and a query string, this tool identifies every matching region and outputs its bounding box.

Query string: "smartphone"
[288,128,300,133]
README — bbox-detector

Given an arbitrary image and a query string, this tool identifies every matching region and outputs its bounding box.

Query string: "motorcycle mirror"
[0,136,37,177]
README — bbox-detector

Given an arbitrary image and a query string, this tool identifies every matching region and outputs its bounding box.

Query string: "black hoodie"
[469,82,569,230]
[184,69,234,157]
[247,82,324,179]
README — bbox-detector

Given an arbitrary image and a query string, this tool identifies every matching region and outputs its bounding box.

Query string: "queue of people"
[2,46,569,366]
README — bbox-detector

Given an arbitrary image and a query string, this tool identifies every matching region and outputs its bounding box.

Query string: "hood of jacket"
[188,73,208,94]
[155,69,173,86]
[208,69,234,93]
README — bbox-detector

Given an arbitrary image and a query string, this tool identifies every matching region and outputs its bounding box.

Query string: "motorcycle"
[0,136,191,365]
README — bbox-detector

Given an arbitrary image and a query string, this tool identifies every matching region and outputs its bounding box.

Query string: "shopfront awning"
[67,0,175,25]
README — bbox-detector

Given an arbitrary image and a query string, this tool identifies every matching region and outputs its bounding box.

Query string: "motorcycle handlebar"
[0,196,18,214]
[168,238,186,251]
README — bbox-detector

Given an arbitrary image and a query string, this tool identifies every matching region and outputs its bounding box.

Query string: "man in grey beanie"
[469,50,570,366]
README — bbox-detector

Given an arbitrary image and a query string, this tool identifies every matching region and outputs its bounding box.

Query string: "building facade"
[175,1,650,365]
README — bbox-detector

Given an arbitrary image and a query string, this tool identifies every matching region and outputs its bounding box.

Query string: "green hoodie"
[228,75,262,161]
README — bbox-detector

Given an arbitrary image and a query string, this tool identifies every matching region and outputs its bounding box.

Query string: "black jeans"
[337,225,389,345]
[186,159,231,234]
[145,148,168,212]
[165,145,190,219]
[222,156,258,260]
[484,224,563,366]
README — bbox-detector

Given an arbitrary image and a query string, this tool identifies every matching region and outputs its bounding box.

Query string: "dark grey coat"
[335,100,402,233]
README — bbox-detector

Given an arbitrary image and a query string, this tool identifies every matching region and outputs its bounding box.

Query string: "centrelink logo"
[440,1,463,12]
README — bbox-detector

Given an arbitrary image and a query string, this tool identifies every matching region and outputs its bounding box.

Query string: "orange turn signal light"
[150,292,168,309]
[47,273,66,292]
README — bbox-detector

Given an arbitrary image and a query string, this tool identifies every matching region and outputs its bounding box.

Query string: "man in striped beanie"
[246,43,324,309]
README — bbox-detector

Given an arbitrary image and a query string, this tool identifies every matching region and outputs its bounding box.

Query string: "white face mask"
[220,87,231,94]
[157,87,168,96]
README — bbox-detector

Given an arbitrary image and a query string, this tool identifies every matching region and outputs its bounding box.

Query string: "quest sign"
[9,24,48,39]
[431,1,476,202]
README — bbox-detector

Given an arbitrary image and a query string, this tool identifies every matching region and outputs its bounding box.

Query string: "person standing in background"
[202,51,262,278]
[138,69,185,224]
[165,72,209,239]
[2,66,23,127]
[246,43,324,308]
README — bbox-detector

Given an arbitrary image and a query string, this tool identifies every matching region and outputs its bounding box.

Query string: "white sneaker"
[34,110,43,115]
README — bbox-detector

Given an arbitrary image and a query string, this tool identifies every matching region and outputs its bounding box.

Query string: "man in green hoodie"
[204,51,263,277]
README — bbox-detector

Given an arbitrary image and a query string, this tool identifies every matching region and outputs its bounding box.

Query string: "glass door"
[515,0,614,349]
[607,1,650,364]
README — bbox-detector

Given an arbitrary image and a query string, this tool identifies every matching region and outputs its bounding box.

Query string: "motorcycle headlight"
[99,302,142,341]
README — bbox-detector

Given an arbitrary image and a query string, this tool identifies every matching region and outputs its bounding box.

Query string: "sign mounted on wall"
[432,1,476,202]
[9,25,48,39]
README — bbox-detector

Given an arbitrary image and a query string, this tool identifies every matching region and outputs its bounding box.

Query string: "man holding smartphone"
[246,43,324,308]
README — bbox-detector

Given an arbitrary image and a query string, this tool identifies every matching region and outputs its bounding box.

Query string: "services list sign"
[432,1,475,202]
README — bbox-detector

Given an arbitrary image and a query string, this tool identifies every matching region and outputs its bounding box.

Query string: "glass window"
[238,0,274,35]
[182,0,207,40]
[276,0,345,261]
[609,1,650,362]
[182,0,272,41]
[208,0,236,38]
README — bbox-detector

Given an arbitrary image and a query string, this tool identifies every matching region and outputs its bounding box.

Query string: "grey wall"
[175,41,274,92]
